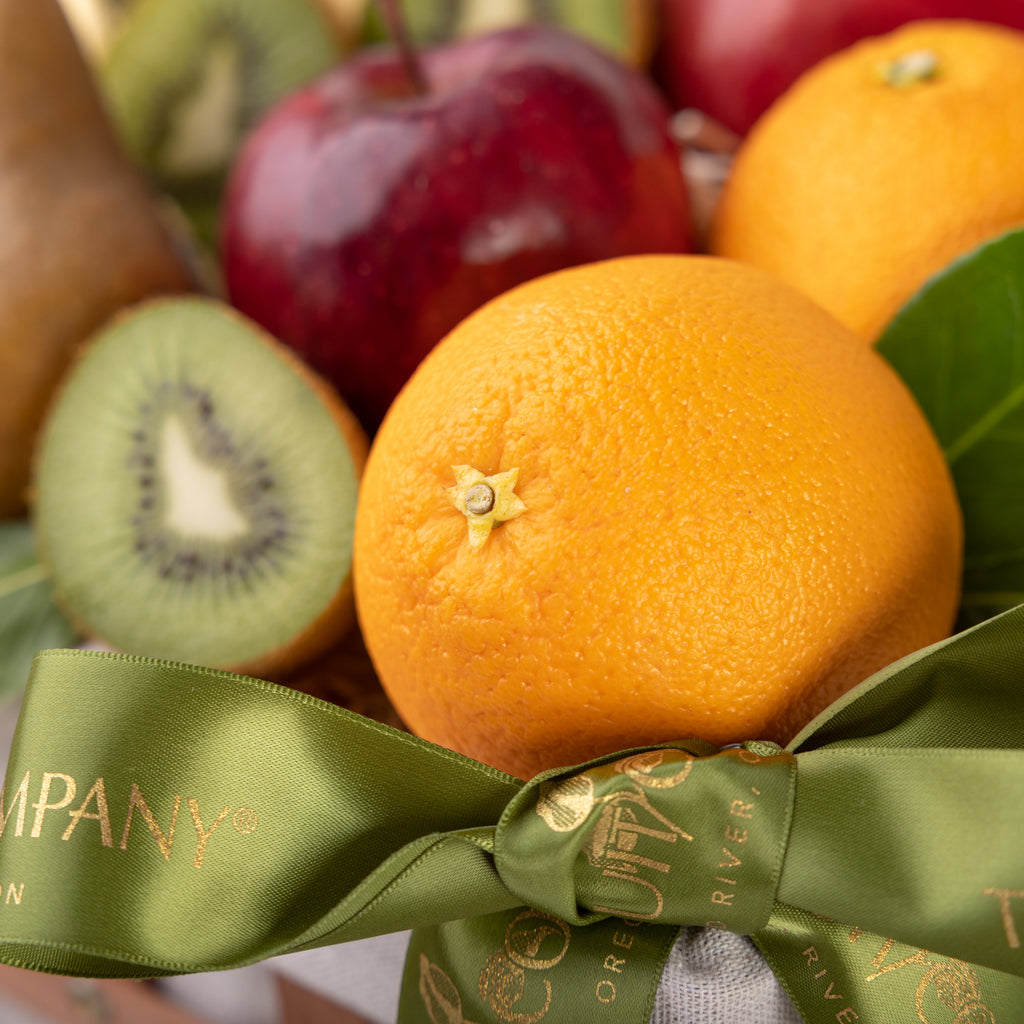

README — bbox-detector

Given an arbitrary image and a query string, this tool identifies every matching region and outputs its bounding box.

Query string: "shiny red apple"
[655,0,1024,136]
[220,24,693,432]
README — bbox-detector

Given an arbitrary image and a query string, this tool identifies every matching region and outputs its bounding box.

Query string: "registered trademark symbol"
[233,808,258,835]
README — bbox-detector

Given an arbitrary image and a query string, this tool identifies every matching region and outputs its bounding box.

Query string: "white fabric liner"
[652,928,803,1023]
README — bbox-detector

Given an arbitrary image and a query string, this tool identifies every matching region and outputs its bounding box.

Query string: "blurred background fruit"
[0,0,193,521]
[711,20,1024,342]
[57,0,662,253]
[653,0,1024,136]
[353,255,962,779]
[360,0,658,67]
[220,23,693,434]
[85,0,345,249]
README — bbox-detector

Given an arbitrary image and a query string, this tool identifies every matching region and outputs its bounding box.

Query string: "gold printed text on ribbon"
[0,768,248,870]
[865,938,996,1024]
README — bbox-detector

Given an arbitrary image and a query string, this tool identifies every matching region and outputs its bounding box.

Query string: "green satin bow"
[0,604,1023,1024]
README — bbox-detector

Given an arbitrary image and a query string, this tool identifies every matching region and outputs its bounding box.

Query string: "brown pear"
[0,0,193,519]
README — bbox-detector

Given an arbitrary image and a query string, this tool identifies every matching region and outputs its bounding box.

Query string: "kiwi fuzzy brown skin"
[278,625,407,729]
[0,0,194,521]
[32,298,369,680]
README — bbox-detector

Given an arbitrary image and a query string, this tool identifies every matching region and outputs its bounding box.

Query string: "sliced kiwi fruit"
[361,0,657,68]
[98,0,340,235]
[33,297,367,678]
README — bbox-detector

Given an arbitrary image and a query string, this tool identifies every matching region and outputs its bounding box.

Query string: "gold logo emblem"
[535,774,595,833]
[916,959,995,1024]
[615,750,693,789]
[867,940,996,1023]
[419,954,480,1024]
[534,749,694,921]
[535,749,694,833]
[478,910,571,1024]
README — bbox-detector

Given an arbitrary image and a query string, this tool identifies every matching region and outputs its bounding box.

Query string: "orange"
[353,255,962,779]
[710,20,1024,343]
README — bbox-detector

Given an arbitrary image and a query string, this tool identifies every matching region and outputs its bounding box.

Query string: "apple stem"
[670,109,740,156]
[376,0,428,95]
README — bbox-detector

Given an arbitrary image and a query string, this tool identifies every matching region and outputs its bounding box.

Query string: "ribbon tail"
[778,603,1024,980]
[0,649,524,977]
[753,904,1024,1024]
[777,746,1024,976]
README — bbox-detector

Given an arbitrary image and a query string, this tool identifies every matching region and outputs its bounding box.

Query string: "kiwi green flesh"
[100,0,339,188]
[33,297,359,671]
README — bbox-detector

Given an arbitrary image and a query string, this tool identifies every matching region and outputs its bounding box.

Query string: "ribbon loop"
[494,741,796,935]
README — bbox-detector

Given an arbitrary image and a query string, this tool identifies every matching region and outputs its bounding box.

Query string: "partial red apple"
[655,0,1024,136]
[220,24,693,432]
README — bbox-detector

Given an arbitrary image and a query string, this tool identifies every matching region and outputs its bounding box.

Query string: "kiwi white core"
[161,416,249,539]
[161,39,243,178]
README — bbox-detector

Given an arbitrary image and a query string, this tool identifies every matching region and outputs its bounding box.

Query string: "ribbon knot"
[495,741,796,935]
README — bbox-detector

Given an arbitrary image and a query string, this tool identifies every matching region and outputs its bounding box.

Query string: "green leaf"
[876,226,1024,627]
[0,521,78,703]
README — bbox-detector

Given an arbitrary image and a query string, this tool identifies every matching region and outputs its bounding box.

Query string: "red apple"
[655,0,1024,136]
[220,24,693,432]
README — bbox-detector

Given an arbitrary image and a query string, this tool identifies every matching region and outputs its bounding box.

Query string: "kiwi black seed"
[33,296,366,676]
[99,0,339,197]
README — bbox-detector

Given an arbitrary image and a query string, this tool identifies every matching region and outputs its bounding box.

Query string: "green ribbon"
[1,606,1024,1023]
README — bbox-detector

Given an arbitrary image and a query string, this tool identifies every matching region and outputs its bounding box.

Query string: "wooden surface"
[0,964,377,1024]
[0,965,213,1024]
[278,976,375,1024]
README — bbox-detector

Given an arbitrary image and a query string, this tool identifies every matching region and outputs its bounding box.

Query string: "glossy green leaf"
[0,520,78,701]
[876,226,1024,626]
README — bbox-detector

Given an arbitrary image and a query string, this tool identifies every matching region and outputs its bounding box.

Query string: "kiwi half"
[33,297,367,677]
[98,0,340,214]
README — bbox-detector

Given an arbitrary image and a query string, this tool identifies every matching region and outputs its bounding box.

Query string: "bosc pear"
[0,0,193,518]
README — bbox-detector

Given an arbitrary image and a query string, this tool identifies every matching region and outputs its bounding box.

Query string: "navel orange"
[353,255,962,779]
[711,20,1024,342]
